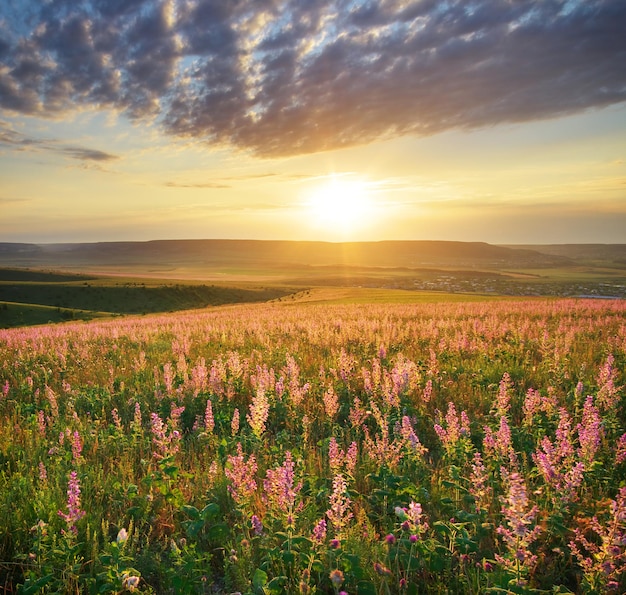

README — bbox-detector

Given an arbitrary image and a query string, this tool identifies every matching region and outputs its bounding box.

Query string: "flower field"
[0,298,625,594]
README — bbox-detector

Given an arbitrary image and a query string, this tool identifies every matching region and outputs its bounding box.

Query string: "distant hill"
[506,244,626,266]
[0,240,573,271]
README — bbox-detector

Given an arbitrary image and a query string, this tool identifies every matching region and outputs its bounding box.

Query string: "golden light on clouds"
[0,1,625,244]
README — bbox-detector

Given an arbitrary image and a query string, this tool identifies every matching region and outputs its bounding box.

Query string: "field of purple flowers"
[0,298,625,593]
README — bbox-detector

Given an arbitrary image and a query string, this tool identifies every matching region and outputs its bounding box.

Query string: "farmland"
[0,295,624,593]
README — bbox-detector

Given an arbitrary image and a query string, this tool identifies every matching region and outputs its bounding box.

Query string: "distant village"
[395,275,626,299]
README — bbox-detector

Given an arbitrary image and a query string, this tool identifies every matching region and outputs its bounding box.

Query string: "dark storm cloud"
[1,0,625,156]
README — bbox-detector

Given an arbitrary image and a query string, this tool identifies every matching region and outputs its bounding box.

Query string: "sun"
[304,176,375,237]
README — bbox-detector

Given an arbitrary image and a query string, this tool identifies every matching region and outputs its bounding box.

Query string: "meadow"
[0,295,625,593]
[0,268,295,328]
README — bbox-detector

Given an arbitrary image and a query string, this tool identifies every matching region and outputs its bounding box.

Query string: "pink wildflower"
[58,471,86,534]
[577,396,603,465]
[400,415,428,459]
[469,452,492,513]
[495,470,542,582]
[326,474,352,535]
[71,430,83,462]
[329,437,343,472]
[251,514,263,536]
[111,408,122,431]
[435,402,471,454]
[348,396,368,428]
[225,443,257,506]
[37,410,46,436]
[495,372,512,417]
[263,451,302,523]
[247,388,270,437]
[231,408,240,436]
[311,518,327,544]
[323,385,339,419]
[345,441,358,475]
[204,399,214,434]
[596,354,619,410]
[616,433,626,464]
[423,379,433,403]
[569,486,626,590]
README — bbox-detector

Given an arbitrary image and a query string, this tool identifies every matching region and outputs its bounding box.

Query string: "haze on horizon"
[1,0,625,246]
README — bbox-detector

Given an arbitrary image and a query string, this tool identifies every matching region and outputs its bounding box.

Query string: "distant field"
[1,240,625,328]
[0,301,109,327]
[279,287,510,305]
[0,268,297,328]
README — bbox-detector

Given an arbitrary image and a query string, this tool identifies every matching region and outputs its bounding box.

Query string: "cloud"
[164,181,231,189]
[1,0,625,156]
[0,196,28,204]
[0,121,118,161]
[59,146,118,161]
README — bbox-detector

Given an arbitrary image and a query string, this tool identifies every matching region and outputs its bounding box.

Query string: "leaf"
[207,523,229,541]
[311,559,324,573]
[185,520,204,538]
[20,574,54,594]
[266,576,288,593]
[181,504,200,520]
[433,521,452,536]
[290,536,313,550]
[200,502,220,520]
[252,568,267,591]
[356,580,377,595]
[163,464,179,478]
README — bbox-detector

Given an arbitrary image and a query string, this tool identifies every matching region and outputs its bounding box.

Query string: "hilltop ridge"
[0,239,572,270]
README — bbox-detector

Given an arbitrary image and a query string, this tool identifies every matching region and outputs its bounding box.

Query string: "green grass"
[0,268,96,282]
[0,301,109,328]
[278,287,509,304]
[0,269,299,328]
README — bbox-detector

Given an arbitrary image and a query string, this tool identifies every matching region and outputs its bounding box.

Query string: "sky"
[1,0,625,245]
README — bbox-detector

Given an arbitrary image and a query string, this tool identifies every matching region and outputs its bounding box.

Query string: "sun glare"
[304,176,376,237]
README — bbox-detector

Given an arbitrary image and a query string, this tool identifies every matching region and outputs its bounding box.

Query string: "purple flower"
[577,396,603,465]
[71,430,83,461]
[311,519,327,544]
[434,402,471,452]
[495,470,542,579]
[251,515,263,536]
[616,433,626,464]
[231,408,240,436]
[263,451,302,523]
[58,471,86,534]
[225,443,258,506]
[204,399,214,433]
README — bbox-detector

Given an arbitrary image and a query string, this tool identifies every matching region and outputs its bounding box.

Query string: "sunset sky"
[1,0,625,244]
